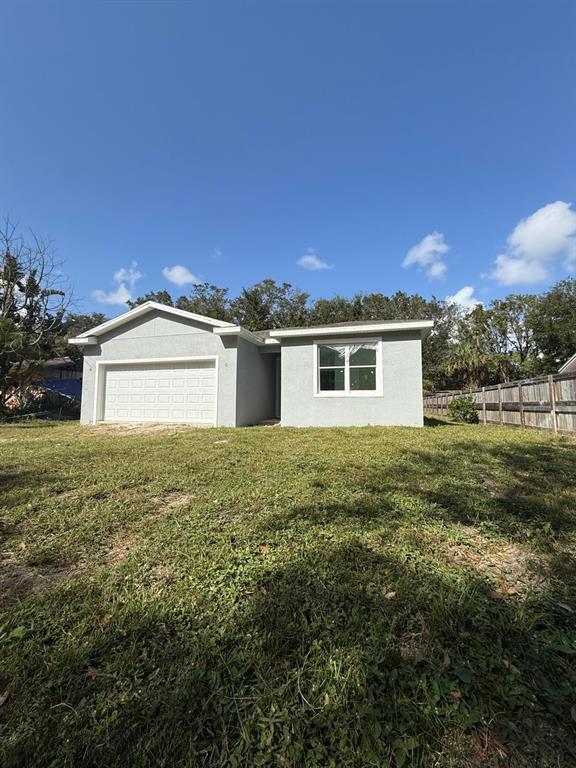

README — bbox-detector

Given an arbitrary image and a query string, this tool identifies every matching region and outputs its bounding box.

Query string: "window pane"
[350,366,376,390]
[349,344,377,366]
[320,367,345,391]
[319,345,345,366]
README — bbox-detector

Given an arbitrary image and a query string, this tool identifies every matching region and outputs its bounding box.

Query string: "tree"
[0,220,68,409]
[308,295,359,325]
[418,299,460,390]
[231,279,309,330]
[175,283,233,322]
[59,312,107,364]
[360,292,458,390]
[530,278,576,371]
[489,294,537,369]
[446,305,510,388]
[127,290,174,309]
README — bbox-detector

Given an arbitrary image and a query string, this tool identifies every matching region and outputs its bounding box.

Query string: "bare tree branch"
[0,217,70,409]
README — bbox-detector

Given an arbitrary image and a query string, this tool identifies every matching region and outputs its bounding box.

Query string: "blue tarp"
[41,378,82,401]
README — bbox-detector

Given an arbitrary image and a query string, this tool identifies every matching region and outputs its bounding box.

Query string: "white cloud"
[92,260,144,306]
[92,284,132,306]
[162,265,200,286]
[113,261,143,287]
[446,286,482,312]
[297,249,333,271]
[491,201,576,285]
[402,231,450,280]
[428,260,447,279]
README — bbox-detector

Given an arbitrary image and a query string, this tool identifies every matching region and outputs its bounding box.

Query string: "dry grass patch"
[399,629,429,661]
[151,492,195,510]
[444,526,548,597]
[87,423,209,437]
[105,533,142,565]
[0,552,85,606]
[435,730,530,768]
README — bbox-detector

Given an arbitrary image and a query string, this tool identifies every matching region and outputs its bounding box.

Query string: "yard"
[0,420,575,768]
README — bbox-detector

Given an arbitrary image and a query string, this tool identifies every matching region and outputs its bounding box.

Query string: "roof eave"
[268,320,434,339]
[559,352,576,374]
[214,326,265,345]
[68,336,98,346]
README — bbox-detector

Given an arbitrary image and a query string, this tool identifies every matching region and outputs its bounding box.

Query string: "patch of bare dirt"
[444,526,548,597]
[89,423,209,437]
[435,730,525,768]
[150,564,172,580]
[105,534,141,564]
[150,492,194,510]
[0,552,85,606]
[482,477,503,497]
[399,630,429,660]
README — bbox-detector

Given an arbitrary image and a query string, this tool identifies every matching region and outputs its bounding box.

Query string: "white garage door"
[102,360,217,424]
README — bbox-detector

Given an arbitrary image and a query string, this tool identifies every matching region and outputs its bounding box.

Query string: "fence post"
[548,375,558,434]
[518,381,525,428]
[497,384,503,425]
[482,387,486,425]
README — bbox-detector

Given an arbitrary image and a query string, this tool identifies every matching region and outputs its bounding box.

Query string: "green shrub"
[422,379,435,396]
[447,394,479,424]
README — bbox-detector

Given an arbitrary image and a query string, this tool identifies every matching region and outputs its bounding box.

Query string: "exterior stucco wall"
[235,338,277,426]
[279,331,424,427]
[79,310,238,426]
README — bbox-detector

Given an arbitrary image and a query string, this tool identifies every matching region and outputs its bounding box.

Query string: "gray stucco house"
[559,352,576,375]
[69,301,433,428]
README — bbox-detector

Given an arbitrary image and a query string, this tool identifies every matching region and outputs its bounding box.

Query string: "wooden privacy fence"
[424,372,576,434]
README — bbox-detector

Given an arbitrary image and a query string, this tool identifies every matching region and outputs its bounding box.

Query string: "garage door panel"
[102,360,217,424]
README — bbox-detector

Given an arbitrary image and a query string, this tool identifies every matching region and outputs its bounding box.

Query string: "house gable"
[69,301,234,346]
[96,309,224,345]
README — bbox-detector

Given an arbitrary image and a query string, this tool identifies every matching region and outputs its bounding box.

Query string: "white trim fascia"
[69,336,98,345]
[214,326,265,345]
[559,352,576,374]
[312,337,384,398]
[75,301,234,340]
[92,355,219,426]
[269,320,434,338]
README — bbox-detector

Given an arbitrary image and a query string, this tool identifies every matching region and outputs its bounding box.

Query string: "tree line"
[119,278,576,391]
[2,220,575,408]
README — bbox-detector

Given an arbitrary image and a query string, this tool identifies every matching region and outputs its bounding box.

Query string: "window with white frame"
[316,341,380,395]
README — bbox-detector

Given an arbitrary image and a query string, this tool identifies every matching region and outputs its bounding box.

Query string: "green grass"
[0,420,575,768]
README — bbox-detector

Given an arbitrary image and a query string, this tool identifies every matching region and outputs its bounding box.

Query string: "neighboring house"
[41,357,82,381]
[559,352,576,375]
[69,301,433,428]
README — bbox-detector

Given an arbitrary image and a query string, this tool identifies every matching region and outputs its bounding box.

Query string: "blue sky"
[1,0,575,314]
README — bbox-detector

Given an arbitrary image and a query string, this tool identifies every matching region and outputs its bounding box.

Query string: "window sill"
[313,391,383,398]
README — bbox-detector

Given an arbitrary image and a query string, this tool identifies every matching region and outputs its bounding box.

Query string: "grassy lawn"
[1,420,575,767]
